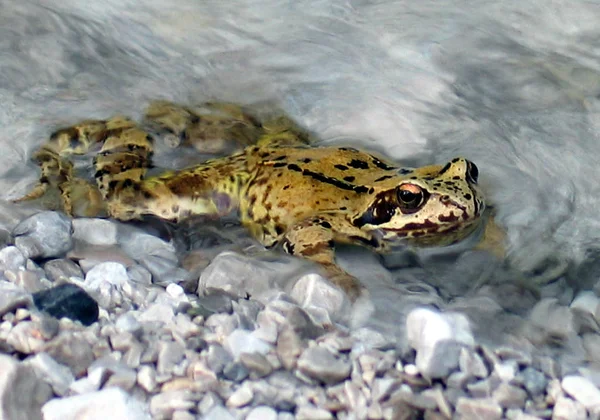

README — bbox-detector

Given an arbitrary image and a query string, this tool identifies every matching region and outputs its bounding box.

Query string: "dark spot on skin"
[229,175,236,183]
[370,155,396,170]
[344,176,356,182]
[300,169,368,194]
[301,158,311,163]
[282,238,295,254]
[273,155,287,161]
[259,152,270,158]
[350,235,379,248]
[338,147,358,152]
[453,176,460,180]
[275,225,285,235]
[348,159,369,169]
[374,175,394,182]
[398,168,413,175]
[273,162,287,168]
[390,219,438,232]
[287,164,302,172]
[277,173,283,177]
[354,192,397,227]
[339,206,347,211]
[248,195,257,205]
[438,212,458,223]
[300,243,328,257]
[368,187,374,194]
[319,221,332,229]
[265,203,272,211]
[283,185,290,190]
[452,158,460,163]
[464,193,472,200]
[108,180,119,190]
[410,176,417,179]
[438,162,452,176]
[334,164,348,171]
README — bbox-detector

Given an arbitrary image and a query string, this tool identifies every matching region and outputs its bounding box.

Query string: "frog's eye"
[397,184,425,210]
[466,160,479,184]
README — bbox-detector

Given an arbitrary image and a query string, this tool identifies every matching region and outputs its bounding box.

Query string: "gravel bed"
[0,205,599,420]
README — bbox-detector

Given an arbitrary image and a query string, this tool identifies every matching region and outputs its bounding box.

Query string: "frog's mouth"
[377,215,483,248]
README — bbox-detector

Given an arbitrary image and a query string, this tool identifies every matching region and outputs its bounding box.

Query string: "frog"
[14,100,485,300]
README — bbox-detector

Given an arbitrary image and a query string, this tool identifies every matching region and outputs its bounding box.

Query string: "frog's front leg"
[280,214,375,301]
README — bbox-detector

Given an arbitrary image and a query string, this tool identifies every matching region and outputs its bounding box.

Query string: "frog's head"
[353,157,485,248]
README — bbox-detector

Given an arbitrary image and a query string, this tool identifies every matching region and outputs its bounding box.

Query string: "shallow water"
[1,0,600,344]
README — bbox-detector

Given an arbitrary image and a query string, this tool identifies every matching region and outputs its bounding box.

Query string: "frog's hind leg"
[255,114,314,148]
[144,100,264,154]
[13,118,126,217]
[144,100,313,152]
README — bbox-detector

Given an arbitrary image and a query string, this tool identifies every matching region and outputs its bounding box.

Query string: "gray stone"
[492,383,527,409]
[297,346,351,384]
[9,268,47,293]
[85,261,129,289]
[570,291,600,331]
[43,259,84,283]
[198,251,299,299]
[126,264,152,285]
[43,388,150,420]
[583,333,600,364]
[222,362,249,382]
[277,325,305,370]
[203,405,236,420]
[13,211,73,259]
[459,347,489,379]
[72,218,118,246]
[115,313,143,336]
[137,365,157,393]
[528,298,575,341]
[0,280,32,316]
[0,354,53,420]
[226,384,254,408]
[295,405,334,420]
[562,375,600,409]
[43,333,95,376]
[138,302,175,324]
[467,376,500,398]
[225,329,272,359]
[520,367,547,396]
[406,308,474,378]
[6,321,46,353]
[206,344,233,374]
[27,352,75,396]
[240,352,273,378]
[246,406,278,420]
[149,390,196,418]
[455,397,502,420]
[157,340,185,375]
[0,245,25,270]
[552,396,587,420]
[120,230,186,285]
[290,273,351,322]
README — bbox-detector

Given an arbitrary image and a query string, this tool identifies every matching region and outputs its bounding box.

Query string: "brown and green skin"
[15,101,485,300]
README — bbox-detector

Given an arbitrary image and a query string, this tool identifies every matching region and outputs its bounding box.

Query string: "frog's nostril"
[466,160,479,184]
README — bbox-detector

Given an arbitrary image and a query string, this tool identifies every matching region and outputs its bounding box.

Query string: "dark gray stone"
[33,283,99,326]
[13,211,73,259]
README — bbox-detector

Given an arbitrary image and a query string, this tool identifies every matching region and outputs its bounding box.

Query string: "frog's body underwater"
[15,101,485,300]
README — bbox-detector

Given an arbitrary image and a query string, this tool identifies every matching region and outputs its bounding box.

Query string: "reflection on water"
[1,0,600,341]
